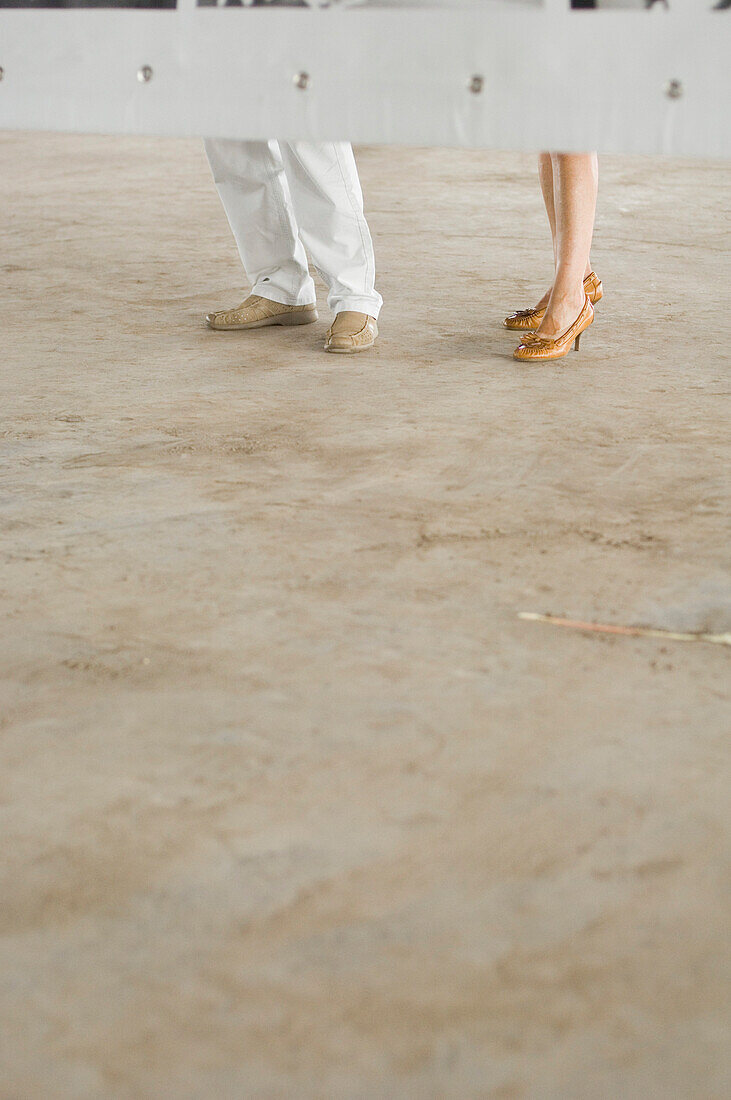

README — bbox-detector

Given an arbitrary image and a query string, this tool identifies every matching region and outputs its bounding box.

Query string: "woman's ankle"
[538,287,586,336]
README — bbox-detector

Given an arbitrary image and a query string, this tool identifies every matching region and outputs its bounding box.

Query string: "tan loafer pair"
[206,296,377,354]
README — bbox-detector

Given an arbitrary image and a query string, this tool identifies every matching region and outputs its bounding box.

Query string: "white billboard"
[0,1,729,155]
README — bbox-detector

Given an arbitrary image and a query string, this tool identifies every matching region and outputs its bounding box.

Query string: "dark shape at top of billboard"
[0,0,176,7]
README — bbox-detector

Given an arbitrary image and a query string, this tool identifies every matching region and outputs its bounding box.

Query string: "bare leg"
[536,152,598,338]
[534,152,557,311]
[535,151,594,313]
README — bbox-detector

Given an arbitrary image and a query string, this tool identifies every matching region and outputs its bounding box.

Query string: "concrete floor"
[1,133,729,1098]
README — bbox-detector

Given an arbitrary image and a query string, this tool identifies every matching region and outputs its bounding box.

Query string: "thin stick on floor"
[518,612,731,647]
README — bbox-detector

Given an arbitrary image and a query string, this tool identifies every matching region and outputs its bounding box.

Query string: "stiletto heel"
[504,271,603,331]
[513,297,594,362]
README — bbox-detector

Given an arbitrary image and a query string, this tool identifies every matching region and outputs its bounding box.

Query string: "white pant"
[204,139,383,319]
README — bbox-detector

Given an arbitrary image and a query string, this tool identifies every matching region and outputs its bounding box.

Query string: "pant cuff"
[332,299,383,320]
[251,283,317,308]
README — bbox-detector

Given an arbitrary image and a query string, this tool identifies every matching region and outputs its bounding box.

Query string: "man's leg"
[278,142,383,351]
[204,138,317,315]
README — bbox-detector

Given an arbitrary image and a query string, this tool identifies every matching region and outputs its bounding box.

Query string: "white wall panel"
[0,7,728,156]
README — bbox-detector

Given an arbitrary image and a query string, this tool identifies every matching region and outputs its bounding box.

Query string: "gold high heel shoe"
[513,296,594,362]
[504,271,603,331]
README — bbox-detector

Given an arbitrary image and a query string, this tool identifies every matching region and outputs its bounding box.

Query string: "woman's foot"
[535,264,594,314]
[503,268,600,331]
[513,297,594,362]
[533,262,596,313]
[533,288,552,313]
[535,288,588,341]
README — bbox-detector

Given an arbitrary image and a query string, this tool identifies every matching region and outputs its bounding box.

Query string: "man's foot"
[206,295,318,331]
[324,312,378,354]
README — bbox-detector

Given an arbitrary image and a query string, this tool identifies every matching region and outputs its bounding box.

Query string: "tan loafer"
[324,312,378,354]
[206,294,318,331]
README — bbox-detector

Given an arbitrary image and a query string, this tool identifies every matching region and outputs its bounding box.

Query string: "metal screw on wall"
[469,75,484,95]
[664,79,683,100]
[137,66,153,84]
[294,72,310,91]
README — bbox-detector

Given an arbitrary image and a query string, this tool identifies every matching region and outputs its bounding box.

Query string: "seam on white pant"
[332,143,376,304]
[268,139,312,302]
